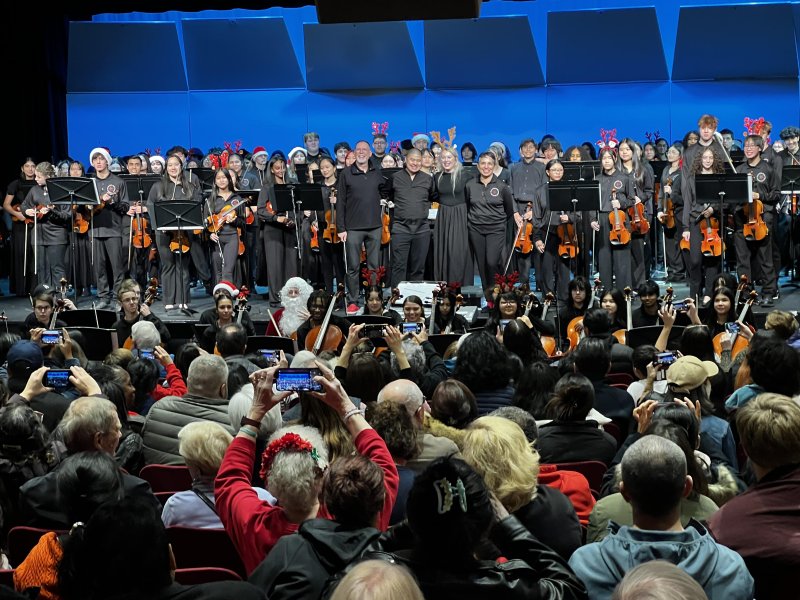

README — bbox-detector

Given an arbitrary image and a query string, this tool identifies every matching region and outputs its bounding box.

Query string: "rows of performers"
[4,114,798,311]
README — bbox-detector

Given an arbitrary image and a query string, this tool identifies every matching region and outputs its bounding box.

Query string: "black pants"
[537,229,572,304]
[663,205,686,278]
[390,219,429,288]
[344,227,381,304]
[211,234,240,285]
[320,240,345,293]
[734,208,776,295]
[94,236,125,301]
[596,216,632,290]
[263,225,299,305]
[155,233,191,306]
[630,235,646,288]
[469,225,506,296]
[35,244,67,289]
[686,219,721,301]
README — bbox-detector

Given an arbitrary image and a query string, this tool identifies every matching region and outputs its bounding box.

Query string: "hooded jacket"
[569,520,753,599]
[248,519,381,599]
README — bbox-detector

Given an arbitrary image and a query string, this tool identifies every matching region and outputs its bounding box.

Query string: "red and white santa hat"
[89,147,112,166]
[213,280,239,297]
[252,146,268,159]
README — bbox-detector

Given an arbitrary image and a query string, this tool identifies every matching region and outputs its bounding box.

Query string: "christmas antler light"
[371,121,389,137]
[597,128,619,152]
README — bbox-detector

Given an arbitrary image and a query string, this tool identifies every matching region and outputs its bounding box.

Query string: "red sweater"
[215,428,398,574]
[152,363,188,401]
[538,463,595,526]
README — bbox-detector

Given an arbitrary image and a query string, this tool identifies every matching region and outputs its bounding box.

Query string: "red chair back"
[7,527,66,568]
[139,464,193,493]
[606,372,635,386]
[166,527,246,578]
[553,460,608,496]
[174,567,242,585]
[603,421,624,448]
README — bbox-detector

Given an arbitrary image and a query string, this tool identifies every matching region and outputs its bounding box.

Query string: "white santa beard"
[280,296,307,335]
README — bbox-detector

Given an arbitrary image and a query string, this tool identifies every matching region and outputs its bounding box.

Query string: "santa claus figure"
[265,276,313,337]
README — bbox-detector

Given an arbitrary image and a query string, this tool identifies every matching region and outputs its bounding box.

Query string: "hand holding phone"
[258,349,279,366]
[41,330,64,345]
[401,322,423,335]
[275,368,323,392]
[42,369,71,391]
[140,348,155,360]
[359,324,386,339]
[655,351,678,368]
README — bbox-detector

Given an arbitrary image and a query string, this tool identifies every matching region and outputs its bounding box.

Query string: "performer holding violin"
[657,144,686,282]
[591,132,634,291]
[147,154,200,310]
[735,133,779,307]
[294,288,350,353]
[206,167,245,286]
[533,159,576,305]
[510,138,546,285]
[21,162,70,290]
[90,148,130,309]
[318,156,345,293]
[3,157,36,296]
[618,138,654,288]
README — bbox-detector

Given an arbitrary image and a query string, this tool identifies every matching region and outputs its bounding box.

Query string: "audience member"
[612,560,709,600]
[329,560,424,600]
[452,331,515,415]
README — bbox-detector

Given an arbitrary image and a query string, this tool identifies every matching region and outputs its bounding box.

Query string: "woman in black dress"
[433,146,473,284]
[3,157,36,295]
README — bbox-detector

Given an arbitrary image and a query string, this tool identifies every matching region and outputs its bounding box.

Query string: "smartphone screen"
[656,351,678,367]
[275,368,323,392]
[140,349,155,360]
[725,322,740,335]
[43,369,70,390]
[42,330,62,345]
[361,325,385,339]
[671,301,687,312]
[258,349,278,365]
[402,322,422,335]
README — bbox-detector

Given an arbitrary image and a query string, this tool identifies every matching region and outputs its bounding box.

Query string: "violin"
[713,291,757,360]
[556,216,578,259]
[628,201,650,235]
[131,205,152,249]
[514,202,534,255]
[305,284,346,355]
[660,177,676,230]
[206,197,243,233]
[612,286,634,345]
[169,232,191,254]
[381,201,391,246]
[93,184,118,215]
[322,185,341,244]
[699,217,723,257]
[734,275,750,310]
[743,172,768,241]
[608,191,631,246]
[237,227,246,256]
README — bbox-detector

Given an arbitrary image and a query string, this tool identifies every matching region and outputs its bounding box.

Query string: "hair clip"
[434,477,468,514]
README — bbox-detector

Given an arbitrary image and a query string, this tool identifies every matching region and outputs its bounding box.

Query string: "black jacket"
[537,420,618,466]
[372,515,587,600]
[248,518,381,600]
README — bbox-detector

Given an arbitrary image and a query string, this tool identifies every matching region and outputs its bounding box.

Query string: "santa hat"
[411,133,430,145]
[149,155,165,167]
[213,280,239,297]
[89,147,112,166]
[252,146,268,159]
[288,146,308,160]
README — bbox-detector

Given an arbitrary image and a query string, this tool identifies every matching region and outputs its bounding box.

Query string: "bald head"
[621,435,689,518]
[377,379,424,424]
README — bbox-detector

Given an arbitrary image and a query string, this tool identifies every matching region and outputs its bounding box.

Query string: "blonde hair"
[613,560,707,600]
[461,416,539,512]
[736,393,800,472]
[764,310,799,340]
[330,560,423,600]
[178,421,233,476]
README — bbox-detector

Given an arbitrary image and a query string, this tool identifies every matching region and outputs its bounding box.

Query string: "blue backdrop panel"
[67,93,190,162]
[305,91,427,148]
[182,18,305,90]
[424,17,543,88]
[304,22,423,91]
[673,4,798,81]
[547,8,668,84]
[187,90,307,153]
[546,83,671,146]
[68,22,187,93]
[425,88,546,155]
[670,80,800,142]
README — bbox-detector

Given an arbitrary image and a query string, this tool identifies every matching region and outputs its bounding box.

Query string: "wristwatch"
[240,416,261,429]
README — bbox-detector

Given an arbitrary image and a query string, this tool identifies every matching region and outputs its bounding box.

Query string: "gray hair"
[377,379,424,419]
[265,425,329,511]
[187,354,228,399]
[60,397,118,453]
[178,421,232,477]
[389,341,425,378]
[489,406,539,444]
[290,350,317,368]
[613,560,707,600]
[131,321,160,349]
[621,436,687,517]
[227,382,281,439]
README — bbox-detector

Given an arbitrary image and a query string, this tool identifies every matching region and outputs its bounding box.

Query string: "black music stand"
[190,168,216,193]
[274,183,325,262]
[46,177,100,305]
[695,173,750,275]
[153,201,203,316]
[120,175,160,273]
[563,161,601,182]
[781,166,800,286]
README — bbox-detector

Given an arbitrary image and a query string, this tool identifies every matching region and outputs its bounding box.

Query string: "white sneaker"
[164,304,174,310]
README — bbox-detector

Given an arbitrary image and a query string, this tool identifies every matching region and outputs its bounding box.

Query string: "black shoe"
[760,294,774,307]
[773,290,781,301]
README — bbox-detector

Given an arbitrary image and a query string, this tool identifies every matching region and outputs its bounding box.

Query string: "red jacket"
[152,363,188,401]
[215,428,398,574]
[538,464,595,526]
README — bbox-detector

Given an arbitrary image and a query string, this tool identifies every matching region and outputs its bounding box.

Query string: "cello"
[305,284,346,354]
[612,286,634,345]
[713,291,757,360]
[743,171,768,241]
[566,278,602,351]
[608,190,631,246]
[536,292,557,357]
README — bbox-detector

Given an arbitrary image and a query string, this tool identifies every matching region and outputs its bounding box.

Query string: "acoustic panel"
[425,17,543,89]
[182,18,305,90]
[673,4,798,80]
[68,22,187,92]
[315,0,480,24]
[304,22,423,91]
[547,8,668,84]
[67,93,190,164]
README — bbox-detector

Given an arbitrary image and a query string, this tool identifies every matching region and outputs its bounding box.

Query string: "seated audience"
[573,337,635,432]
[127,346,187,415]
[452,331,515,415]
[329,560,424,600]
[612,560,709,600]
[216,323,261,374]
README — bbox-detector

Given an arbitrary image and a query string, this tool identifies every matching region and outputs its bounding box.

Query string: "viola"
[305,284,346,354]
[712,291,757,360]
[556,219,578,259]
[322,185,341,244]
[514,202,534,255]
[628,201,650,235]
[169,232,191,254]
[699,217,723,257]
[608,191,631,246]
[743,173,768,241]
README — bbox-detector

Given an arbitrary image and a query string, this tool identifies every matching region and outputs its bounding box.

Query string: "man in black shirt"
[384,149,437,288]
[336,141,385,311]
[510,138,546,287]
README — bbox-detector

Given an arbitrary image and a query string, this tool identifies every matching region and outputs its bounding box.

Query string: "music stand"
[695,173,751,275]
[46,177,100,305]
[190,168,217,193]
[154,201,203,316]
[563,161,600,182]
[274,183,325,262]
[781,166,800,286]
[120,175,160,273]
